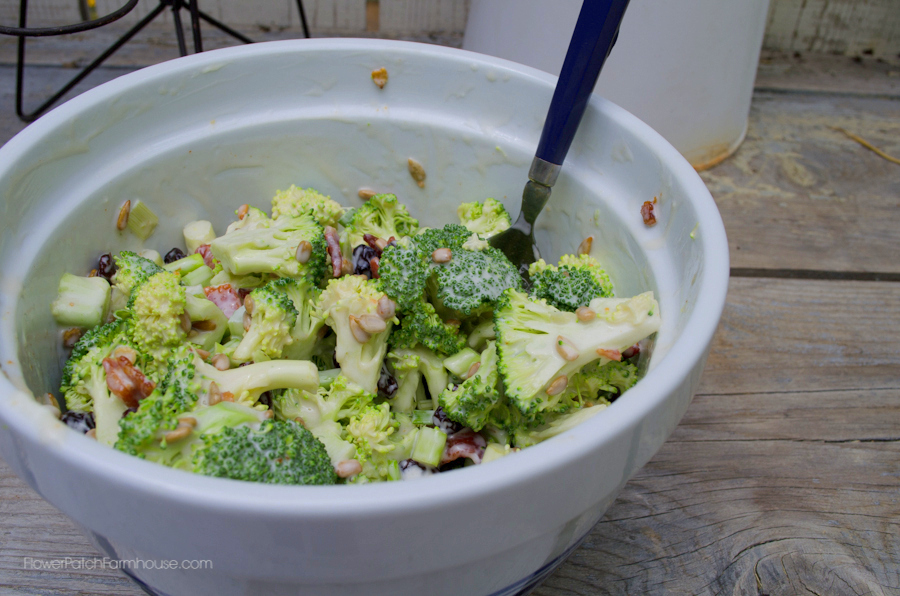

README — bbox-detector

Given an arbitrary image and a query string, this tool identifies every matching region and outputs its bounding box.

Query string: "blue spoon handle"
[535,0,630,168]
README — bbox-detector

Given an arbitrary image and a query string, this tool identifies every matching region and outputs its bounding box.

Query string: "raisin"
[432,407,463,434]
[61,411,95,433]
[377,365,398,399]
[96,253,117,281]
[164,247,186,264]
[351,244,378,278]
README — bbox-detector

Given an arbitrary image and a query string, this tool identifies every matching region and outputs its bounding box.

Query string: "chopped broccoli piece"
[529,254,614,312]
[457,198,511,238]
[183,220,216,253]
[184,293,229,352]
[438,341,501,432]
[319,275,395,394]
[125,200,159,240]
[210,211,327,282]
[413,223,473,256]
[271,185,344,228]
[268,276,326,361]
[60,318,135,413]
[193,419,336,485]
[387,347,449,412]
[341,193,419,251]
[431,246,522,316]
[233,281,299,362]
[494,289,660,424]
[51,273,110,328]
[129,270,187,363]
[389,298,466,356]
[110,251,164,311]
[376,237,430,311]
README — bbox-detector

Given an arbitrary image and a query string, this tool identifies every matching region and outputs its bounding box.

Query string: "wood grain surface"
[1,45,899,596]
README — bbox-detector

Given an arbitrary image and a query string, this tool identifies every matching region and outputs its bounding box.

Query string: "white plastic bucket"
[463,0,770,169]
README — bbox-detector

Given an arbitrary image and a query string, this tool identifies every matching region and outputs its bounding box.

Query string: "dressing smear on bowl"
[47,185,660,485]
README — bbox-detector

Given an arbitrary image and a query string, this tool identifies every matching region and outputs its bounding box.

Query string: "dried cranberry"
[96,253,117,281]
[164,247,186,264]
[433,407,463,434]
[622,344,640,360]
[377,366,398,399]
[61,411,95,433]
[351,244,378,279]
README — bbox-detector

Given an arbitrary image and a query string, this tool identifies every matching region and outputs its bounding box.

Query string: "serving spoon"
[489,0,631,278]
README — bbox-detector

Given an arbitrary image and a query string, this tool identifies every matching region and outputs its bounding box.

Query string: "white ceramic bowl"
[0,39,728,596]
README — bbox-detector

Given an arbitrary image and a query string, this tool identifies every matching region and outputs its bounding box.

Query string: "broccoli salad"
[49,186,661,485]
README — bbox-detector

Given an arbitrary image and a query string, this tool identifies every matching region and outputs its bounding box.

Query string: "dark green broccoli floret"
[432,246,522,316]
[342,193,419,250]
[389,298,466,356]
[193,419,336,485]
[61,318,132,400]
[209,211,327,282]
[233,280,299,362]
[529,254,614,312]
[376,238,430,311]
[413,223,474,256]
[438,340,502,431]
[268,276,325,361]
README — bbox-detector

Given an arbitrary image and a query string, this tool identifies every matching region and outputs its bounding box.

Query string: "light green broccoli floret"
[513,404,608,448]
[494,289,660,424]
[528,253,614,312]
[271,185,344,228]
[130,270,187,363]
[210,211,327,282]
[341,193,419,253]
[193,418,336,485]
[267,276,325,361]
[110,251,164,311]
[438,341,501,432]
[431,245,522,316]
[557,359,640,406]
[457,198,511,239]
[116,344,199,457]
[319,275,396,394]
[233,281,299,362]
[51,273,110,329]
[387,347,449,412]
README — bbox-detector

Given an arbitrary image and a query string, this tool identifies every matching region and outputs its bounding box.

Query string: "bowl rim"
[0,37,729,516]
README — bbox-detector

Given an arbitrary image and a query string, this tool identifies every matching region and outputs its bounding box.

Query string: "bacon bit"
[369,257,380,279]
[204,284,242,318]
[596,348,622,361]
[324,225,344,278]
[102,356,156,409]
[363,233,383,256]
[195,244,216,269]
[441,428,486,465]
[641,200,657,226]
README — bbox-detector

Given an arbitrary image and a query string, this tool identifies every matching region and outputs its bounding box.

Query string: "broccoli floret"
[319,275,396,394]
[110,251,164,311]
[557,359,639,406]
[389,298,466,356]
[438,341,501,432]
[529,254,614,312]
[271,185,344,228]
[183,292,229,352]
[431,246,522,316]
[413,223,474,256]
[512,404,608,448]
[457,198,511,239]
[376,237,430,311]
[193,352,319,408]
[494,289,660,424]
[274,374,376,467]
[210,211,327,282]
[116,345,199,457]
[233,281,299,362]
[193,419,336,485]
[267,276,325,361]
[51,273,111,329]
[387,347,449,412]
[129,270,187,363]
[344,403,422,483]
[341,193,419,251]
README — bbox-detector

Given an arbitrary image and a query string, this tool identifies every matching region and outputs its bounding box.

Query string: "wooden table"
[1,50,898,595]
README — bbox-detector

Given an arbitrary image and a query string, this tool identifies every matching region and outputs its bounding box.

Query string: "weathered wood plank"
[700,278,900,395]
[700,92,900,274]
